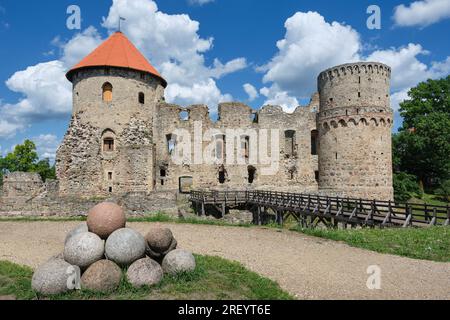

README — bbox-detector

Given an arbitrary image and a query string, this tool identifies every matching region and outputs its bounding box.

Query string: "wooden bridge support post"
[221,202,226,218]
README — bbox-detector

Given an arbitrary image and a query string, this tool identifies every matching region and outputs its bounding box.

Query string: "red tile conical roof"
[66,32,167,87]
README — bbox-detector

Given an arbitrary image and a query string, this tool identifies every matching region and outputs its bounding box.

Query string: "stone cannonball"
[162,249,196,275]
[105,228,146,266]
[145,227,175,253]
[87,202,126,239]
[127,258,163,288]
[32,259,74,295]
[81,260,122,293]
[64,232,105,269]
[65,223,88,245]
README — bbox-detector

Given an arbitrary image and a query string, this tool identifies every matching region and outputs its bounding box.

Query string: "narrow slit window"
[139,92,145,104]
[311,130,318,156]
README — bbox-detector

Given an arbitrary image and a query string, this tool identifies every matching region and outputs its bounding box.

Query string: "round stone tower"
[317,62,394,200]
[56,32,167,197]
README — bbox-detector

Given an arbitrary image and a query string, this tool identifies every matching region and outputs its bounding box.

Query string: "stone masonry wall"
[318,62,394,200]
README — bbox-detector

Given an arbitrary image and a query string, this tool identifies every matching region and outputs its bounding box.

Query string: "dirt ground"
[0,221,449,300]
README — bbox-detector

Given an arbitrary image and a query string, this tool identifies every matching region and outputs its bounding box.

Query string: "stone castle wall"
[0,172,178,217]
[152,98,320,193]
[0,62,395,216]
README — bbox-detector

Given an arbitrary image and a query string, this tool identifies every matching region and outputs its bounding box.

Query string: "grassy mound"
[0,255,293,300]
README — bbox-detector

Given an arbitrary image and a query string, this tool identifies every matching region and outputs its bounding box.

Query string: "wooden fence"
[190,190,450,228]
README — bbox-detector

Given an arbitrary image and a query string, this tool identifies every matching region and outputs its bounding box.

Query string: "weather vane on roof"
[118,17,126,32]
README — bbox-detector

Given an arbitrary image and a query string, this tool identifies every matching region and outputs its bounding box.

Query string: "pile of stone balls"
[32,202,196,295]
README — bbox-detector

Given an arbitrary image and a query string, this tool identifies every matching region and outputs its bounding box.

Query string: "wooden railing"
[190,190,450,228]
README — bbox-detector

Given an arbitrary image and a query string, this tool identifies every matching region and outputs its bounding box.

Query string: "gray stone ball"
[162,249,196,275]
[127,258,163,288]
[105,228,146,266]
[32,258,74,295]
[64,232,105,269]
[81,260,122,293]
[145,227,174,253]
[65,223,88,245]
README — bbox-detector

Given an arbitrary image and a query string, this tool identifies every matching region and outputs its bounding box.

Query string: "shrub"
[435,180,450,202]
[393,172,422,202]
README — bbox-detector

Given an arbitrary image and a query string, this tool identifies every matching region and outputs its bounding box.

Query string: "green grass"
[292,226,450,262]
[0,256,293,300]
[410,193,449,207]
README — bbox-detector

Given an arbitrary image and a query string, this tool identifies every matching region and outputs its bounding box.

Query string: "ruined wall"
[56,67,164,197]
[152,97,320,194]
[317,62,394,200]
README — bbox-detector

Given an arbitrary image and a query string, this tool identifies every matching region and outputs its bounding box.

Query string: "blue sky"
[0,0,449,160]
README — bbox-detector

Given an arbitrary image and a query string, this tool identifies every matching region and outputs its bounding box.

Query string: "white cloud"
[261,11,361,98]
[0,0,245,138]
[259,11,450,117]
[102,0,246,109]
[0,60,72,138]
[260,85,299,113]
[243,83,259,101]
[0,28,103,139]
[394,0,450,28]
[165,79,232,114]
[33,134,60,161]
[367,44,450,91]
[59,26,103,68]
[188,0,215,5]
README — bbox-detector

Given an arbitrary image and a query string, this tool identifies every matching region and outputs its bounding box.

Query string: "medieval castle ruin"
[0,32,394,216]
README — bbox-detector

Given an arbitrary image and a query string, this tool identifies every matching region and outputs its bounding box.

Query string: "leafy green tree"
[393,172,422,203]
[435,180,450,202]
[393,76,450,189]
[2,140,38,173]
[0,140,56,185]
[33,159,56,181]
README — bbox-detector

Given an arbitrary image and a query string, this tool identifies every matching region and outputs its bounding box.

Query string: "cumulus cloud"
[0,0,245,138]
[260,85,299,113]
[243,83,259,101]
[260,11,361,100]
[101,0,246,110]
[33,134,60,161]
[59,26,103,68]
[0,61,72,137]
[393,0,450,28]
[259,11,450,116]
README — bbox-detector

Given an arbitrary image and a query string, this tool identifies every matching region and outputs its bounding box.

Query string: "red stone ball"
[87,202,126,239]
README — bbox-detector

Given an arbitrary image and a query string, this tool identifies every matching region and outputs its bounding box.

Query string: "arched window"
[139,92,145,104]
[102,82,113,102]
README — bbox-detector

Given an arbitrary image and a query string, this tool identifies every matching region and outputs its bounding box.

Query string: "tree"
[393,172,422,203]
[393,76,450,189]
[435,180,450,202]
[0,140,56,185]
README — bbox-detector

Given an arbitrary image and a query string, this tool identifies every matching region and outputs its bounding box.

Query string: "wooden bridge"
[189,190,450,228]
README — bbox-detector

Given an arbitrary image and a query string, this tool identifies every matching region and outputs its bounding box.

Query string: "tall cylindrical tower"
[56,32,166,197]
[317,62,394,200]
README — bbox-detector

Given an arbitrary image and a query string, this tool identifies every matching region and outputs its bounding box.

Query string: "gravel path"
[0,221,449,300]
